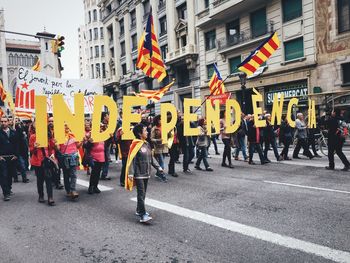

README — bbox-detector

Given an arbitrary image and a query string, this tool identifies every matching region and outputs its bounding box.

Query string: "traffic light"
[57,35,65,53]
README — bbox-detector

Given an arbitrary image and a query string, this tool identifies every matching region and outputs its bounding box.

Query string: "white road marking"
[131,197,350,263]
[76,178,113,191]
[264,181,350,194]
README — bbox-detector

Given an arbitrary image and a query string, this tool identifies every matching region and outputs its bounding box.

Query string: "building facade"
[196,0,317,115]
[97,0,201,114]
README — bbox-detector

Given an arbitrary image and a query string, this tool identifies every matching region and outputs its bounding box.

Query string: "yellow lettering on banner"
[122,96,147,140]
[225,99,242,134]
[53,93,85,144]
[271,94,284,125]
[206,100,220,136]
[308,99,317,128]
[161,103,178,144]
[91,95,118,142]
[184,98,200,136]
[35,95,49,147]
[252,88,266,128]
[286,98,298,128]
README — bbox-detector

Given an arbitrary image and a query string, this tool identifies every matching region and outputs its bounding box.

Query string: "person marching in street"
[209,124,220,156]
[116,126,132,187]
[305,122,322,158]
[15,118,30,183]
[325,109,350,171]
[247,115,267,165]
[292,113,314,159]
[195,118,213,172]
[56,124,82,200]
[29,122,56,206]
[177,115,195,173]
[100,113,112,180]
[167,117,179,178]
[220,111,234,168]
[234,113,248,162]
[263,113,281,162]
[279,115,293,160]
[126,123,164,223]
[0,116,19,201]
[151,115,168,182]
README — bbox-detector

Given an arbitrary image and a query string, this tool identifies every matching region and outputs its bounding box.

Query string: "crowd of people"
[0,108,348,223]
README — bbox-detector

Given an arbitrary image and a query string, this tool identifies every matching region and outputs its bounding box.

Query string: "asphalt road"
[0,145,350,263]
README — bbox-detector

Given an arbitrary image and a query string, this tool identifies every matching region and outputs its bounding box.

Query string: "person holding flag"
[126,123,164,223]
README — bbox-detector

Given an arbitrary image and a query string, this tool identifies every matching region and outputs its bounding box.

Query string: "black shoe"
[48,199,55,206]
[22,178,29,183]
[293,156,301,159]
[228,164,234,169]
[309,155,314,160]
[221,163,228,167]
[38,197,45,203]
[170,173,178,177]
[265,159,271,163]
[3,195,10,201]
[93,187,101,194]
[249,161,256,165]
[341,166,349,172]
[325,166,335,170]
[314,154,322,158]
[206,167,213,171]
[189,161,194,164]
[262,160,270,164]
[10,191,14,196]
[88,186,94,194]
[120,183,125,187]
[183,169,192,173]
[100,176,111,181]
[175,161,181,164]
[195,166,203,170]
[215,152,220,155]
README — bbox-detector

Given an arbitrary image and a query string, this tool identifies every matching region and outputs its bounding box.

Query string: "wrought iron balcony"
[217,21,274,52]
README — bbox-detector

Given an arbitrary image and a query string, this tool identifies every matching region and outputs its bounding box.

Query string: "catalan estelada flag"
[136,7,167,82]
[125,139,145,191]
[238,31,280,76]
[32,58,41,71]
[208,64,226,95]
[135,80,174,103]
[0,80,7,102]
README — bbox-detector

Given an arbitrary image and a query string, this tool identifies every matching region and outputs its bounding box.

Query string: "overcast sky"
[0,0,84,79]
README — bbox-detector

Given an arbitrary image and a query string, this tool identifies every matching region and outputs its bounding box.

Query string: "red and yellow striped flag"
[0,80,7,102]
[32,58,41,71]
[15,110,32,120]
[135,80,174,103]
[125,139,145,191]
[238,31,280,76]
[136,8,167,82]
[208,64,226,95]
[0,107,4,118]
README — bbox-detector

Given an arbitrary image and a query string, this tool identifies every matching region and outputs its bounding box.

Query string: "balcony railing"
[217,21,274,51]
[212,0,231,8]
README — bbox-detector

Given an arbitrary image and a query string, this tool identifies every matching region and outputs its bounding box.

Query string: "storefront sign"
[205,92,231,106]
[265,82,308,105]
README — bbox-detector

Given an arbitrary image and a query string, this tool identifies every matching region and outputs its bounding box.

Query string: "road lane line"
[131,197,350,263]
[76,178,113,191]
[264,181,350,194]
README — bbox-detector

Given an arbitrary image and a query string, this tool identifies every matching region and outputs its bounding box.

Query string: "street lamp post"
[239,72,247,114]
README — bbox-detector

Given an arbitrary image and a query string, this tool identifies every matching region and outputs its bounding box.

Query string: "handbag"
[41,148,58,171]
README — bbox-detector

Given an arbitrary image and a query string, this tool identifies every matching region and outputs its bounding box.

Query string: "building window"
[122,63,127,75]
[338,0,350,33]
[90,47,93,58]
[133,59,137,72]
[229,56,241,74]
[205,30,216,50]
[131,34,137,51]
[101,45,105,57]
[102,63,106,78]
[282,0,302,23]
[159,16,167,36]
[181,35,187,47]
[130,10,136,28]
[204,0,210,9]
[120,41,126,56]
[106,4,112,14]
[226,19,240,45]
[207,64,215,79]
[177,3,187,20]
[99,10,103,20]
[160,45,168,60]
[143,0,150,16]
[88,11,91,23]
[9,54,13,65]
[100,27,104,39]
[93,9,97,21]
[95,46,99,57]
[342,62,350,84]
[284,37,304,61]
[91,64,94,78]
[250,7,267,38]
[89,29,92,41]
[94,28,98,40]
[96,63,100,78]
[119,19,125,35]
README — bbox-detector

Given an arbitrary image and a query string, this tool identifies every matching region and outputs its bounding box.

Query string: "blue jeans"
[154,153,165,170]
[182,145,195,171]
[62,166,77,193]
[17,156,27,181]
[235,136,248,159]
[101,161,109,178]
[196,146,209,169]
[264,138,279,160]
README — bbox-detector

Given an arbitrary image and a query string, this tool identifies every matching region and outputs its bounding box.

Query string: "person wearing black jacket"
[15,120,29,183]
[247,115,266,165]
[325,110,350,171]
[279,116,293,160]
[177,116,195,173]
[0,116,20,201]
[263,114,280,162]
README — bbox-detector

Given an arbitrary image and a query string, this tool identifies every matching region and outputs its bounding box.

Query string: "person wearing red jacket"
[29,123,56,206]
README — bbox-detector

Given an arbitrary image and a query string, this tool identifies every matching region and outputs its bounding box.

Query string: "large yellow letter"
[252,88,266,128]
[205,100,220,136]
[91,95,118,142]
[161,103,178,144]
[122,96,147,140]
[184,98,200,136]
[286,98,299,128]
[53,93,85,144]
[308,99,317,128]
[271,94,284,125]
[35,95,48,147]
[225,99,242,134]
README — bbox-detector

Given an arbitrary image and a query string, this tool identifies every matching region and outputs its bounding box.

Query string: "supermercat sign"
[265,82,308,105]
